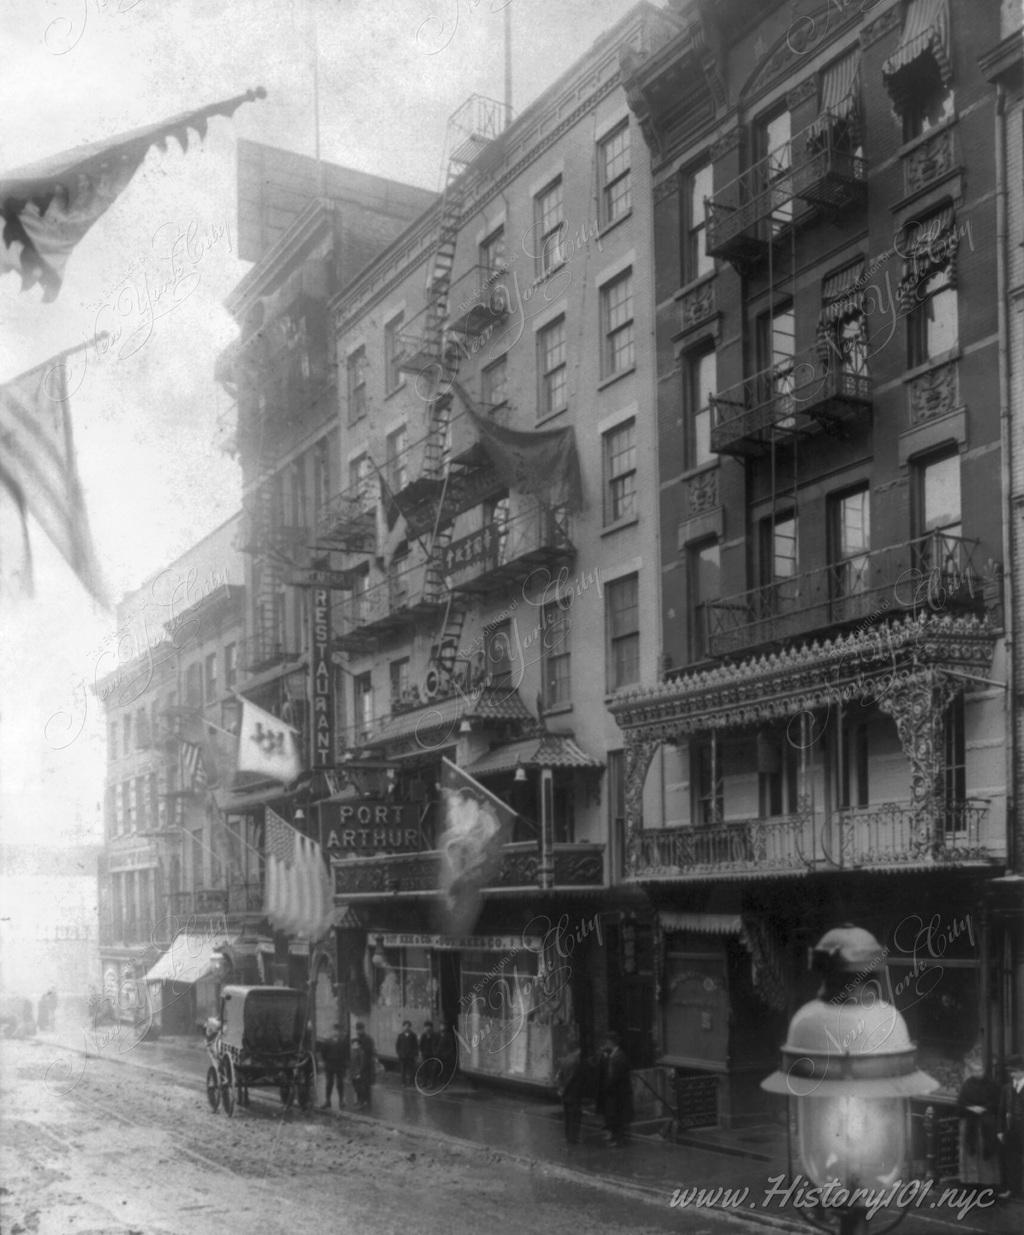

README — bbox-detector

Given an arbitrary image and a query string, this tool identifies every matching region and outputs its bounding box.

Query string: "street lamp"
[762,925,938,1235]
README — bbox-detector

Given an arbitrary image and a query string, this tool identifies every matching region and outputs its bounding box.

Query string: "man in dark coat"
[419,1020,441,1090]
[555,1035,587,1144]
[318,1023,349,1109]
[997,1055,1024,1198]
[351,1021,376,1109]
[396,1020,419,1087]
[601,1031,633,1147]
[437,1021,459,1086]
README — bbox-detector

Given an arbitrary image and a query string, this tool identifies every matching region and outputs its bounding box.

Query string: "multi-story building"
[612,0,1014,1136]
[318,6,663,1087]
[95,516,252,1034]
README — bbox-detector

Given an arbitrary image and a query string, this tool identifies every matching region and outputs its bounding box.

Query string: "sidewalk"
[31,1024,1021,1235]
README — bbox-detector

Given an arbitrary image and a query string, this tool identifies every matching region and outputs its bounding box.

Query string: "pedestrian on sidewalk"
[601,1031,633,1148]
[956,1046,1000,1187]
[396,1020,418,1087]
[555,1033,587,1145]
[418,1020,441,1090]
[351,1021,376,1109]
[437,1021,458,1087]
[318,1023,349,1110]
[997,1054,1024,1199]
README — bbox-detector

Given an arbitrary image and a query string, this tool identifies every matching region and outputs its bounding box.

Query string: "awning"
[819,258,866,325]
[466,734,604,776]
[361,686,534,748]
[145,932,237,985]
[898,203,959,308]
[806,50,861,146]
[659,912,744,936]
[882,0,951,109]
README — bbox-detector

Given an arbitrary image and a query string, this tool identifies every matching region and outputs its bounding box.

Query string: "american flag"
[264,807,333,939]
[180,740,207,793]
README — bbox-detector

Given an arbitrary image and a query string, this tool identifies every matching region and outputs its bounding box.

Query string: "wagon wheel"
[296,1058,314,1111]
[206,1065,221,1113]
[219,1054,236,1118]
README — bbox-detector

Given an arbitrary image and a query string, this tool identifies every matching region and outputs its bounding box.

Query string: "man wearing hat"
[318,1023,349,1110]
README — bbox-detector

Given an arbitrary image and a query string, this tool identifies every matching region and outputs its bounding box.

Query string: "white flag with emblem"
[236,695,302,783]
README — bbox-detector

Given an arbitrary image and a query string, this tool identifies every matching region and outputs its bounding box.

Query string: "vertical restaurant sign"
[311,585,334,768]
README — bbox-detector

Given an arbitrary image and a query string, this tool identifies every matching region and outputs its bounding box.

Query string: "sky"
[0,0,644,860]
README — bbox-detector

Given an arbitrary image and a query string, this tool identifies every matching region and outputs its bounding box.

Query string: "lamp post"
[762,925,938,1235]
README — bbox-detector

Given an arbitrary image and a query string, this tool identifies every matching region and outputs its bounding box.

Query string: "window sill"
[542,702,574,718]
[536,406,569,428]
[384,381,407,401]
[601,515,638,538]
[897,114,958,159]
[598,210,632,241]
[901,347,961,385]
[597,365,636,393]
[673,271,716,303]
[678,460,719,485]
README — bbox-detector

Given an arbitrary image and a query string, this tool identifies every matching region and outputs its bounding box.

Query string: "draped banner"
[466,407,583,512]
[264,807,333,939]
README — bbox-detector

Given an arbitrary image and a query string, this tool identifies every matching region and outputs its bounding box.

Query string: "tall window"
[122,713,132,751]
[384,312,405,393]
[603,420,636,524]
[354,672,373,737]
[684,160,714,282]
[599,121,632,227]
[313,437,330,517]
[943,696,966,816]
[914,449,962,577]
[758,107,792,232]
[349,453,373,508]
[389,657,410,706]
[830,487,870,598]
[686,348,716,469]
[484,621,514,689]
[135,707,148,749]
[606,574,639,690]
[758,303,796,428]
[689,539,720,662]
[907,225,958,366]
[601,268,635,377]
[903,76,953,141]
[534,178,565,276]
[479,226,506,275]
[386,426,408,492]
[481,354,508,408]
[204,652,218,703]
[543,598,572,708]
[833,718,869,810]
[347,346,367,424]
[289,459,307,527]
[761,511,799,598]
[537,316,567,417]
[607,750,626,881]
[224,642,238,692]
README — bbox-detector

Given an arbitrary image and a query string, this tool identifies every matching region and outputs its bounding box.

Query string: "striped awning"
[466,734,603,776]
[819,258,866,324]
[882,0,952,108]
[806,50,861,145]
[659,911,743,936]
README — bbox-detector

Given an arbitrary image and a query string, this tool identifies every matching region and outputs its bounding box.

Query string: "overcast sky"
[0,0,643,852]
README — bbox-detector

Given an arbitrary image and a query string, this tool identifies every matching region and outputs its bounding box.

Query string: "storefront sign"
[291,569,353,590]
[321,800,420,852]
[443,521,501,576]
[310,585,334,770]
[382,933,542,951]
[108,845,159,872]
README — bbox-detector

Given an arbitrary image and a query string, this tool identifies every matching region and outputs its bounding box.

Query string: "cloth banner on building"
[180,740,207,793]
[465,408,583,513]
[436,757,515,936]
[236,695,302,783]
[0,89,265,301]
[0,357,107,604]
[264,806,333,939]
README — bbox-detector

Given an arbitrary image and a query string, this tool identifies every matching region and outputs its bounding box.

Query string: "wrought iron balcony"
[317,479,377,553]
[706,116,865,265]
[447,265,511,339]
[633,815,813,880]
[332,841,605,896]
[227,881,264,914]
[704,532,985,658]
[194,888,229,915]
[445,504,574,596]
[241,630,303,675]
[826,800,994,869]
[709,352,872,457]
[335,553,447,652]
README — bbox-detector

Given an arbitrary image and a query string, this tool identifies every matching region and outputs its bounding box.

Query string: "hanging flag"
[180,740,207,794]
[264,806,333,938]
[1,89,266,301]
[0,357,108,605]
[436,757,515,935]
[236,695,302,783]
[465,405,583,512]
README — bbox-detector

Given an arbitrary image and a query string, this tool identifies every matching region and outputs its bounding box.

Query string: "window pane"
[922,455,961,531]
[691,350,716,467]
[774,516,798,579]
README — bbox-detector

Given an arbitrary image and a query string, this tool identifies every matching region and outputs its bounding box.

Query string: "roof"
[466,734,603,776]
[145,932,236,985]
[364,686,534,748]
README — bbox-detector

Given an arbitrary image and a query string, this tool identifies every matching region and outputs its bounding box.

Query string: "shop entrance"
[436,950,461,1030]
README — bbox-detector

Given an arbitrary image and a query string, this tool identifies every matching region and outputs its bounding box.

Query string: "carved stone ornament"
[908,360,958,425]
[904,127,956,195]
[686,467,720,515]
[859,4,902,50]
[679,279,716,333]
[786,76,819,111]
[710,127,742,162]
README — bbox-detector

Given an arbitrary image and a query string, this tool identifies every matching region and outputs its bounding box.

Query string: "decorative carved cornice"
[654,175,680,205]
[903,125,959,196]
[609,613,996,737]
[908,360,960,425]
[678,278,717,334]
[859,3,902,50]
[686,467,720,516]
[742,1,870,105]
[786,76,819,110]
[711,127,743,162]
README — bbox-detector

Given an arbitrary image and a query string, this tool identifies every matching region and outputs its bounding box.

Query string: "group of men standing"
[555,1031,633,1148]
[318,1021,376,1110]
[318,1018,461,1108]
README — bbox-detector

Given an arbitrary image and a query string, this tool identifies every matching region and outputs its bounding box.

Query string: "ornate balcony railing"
[241,631,303,675]
[445,504,574,595]
[227,881,264,914]
[706,116,865,264]
[195,888,229,915]
[827,800,993,869]
[710,351,871,456]
[705,532,984,658]
[447,264,511,339]
[317,478,377,553]
[332,841,605,896]
[633,815,814,879]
